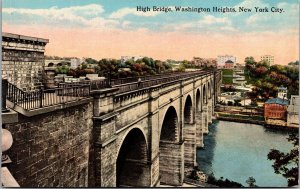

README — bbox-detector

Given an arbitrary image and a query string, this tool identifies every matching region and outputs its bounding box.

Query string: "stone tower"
[2,32,49,91]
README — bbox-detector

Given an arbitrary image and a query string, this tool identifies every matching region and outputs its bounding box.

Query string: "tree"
[81,63,88,69]
[85,58,98,64]
[246,177,257,187]
[267,134,299,186]
[56,65,70,74]
[207,173,243,187]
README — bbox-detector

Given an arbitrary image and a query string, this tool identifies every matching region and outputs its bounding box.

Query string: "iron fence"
[5,80,90,110]
[3,70,219,111]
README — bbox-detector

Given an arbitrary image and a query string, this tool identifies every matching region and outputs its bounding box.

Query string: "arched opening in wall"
[160,106,178,141]
[184,95,193,124]
[159,106,179,185]
[196,89,201,112]
[116,128,149,187]
[48,62,54,67]
[203,85,206,104]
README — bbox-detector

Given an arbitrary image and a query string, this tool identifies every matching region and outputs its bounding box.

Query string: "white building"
[261,55,274,66]
[217,55,236,67]
[287,95,299,128]
[71,58,81,69]
[121,56,144,63]
[277,86,288,99]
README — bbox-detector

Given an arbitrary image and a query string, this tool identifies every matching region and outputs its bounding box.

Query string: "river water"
[197,120,294,187]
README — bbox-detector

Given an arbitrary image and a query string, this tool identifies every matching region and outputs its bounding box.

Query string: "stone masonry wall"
[5,102,93,187]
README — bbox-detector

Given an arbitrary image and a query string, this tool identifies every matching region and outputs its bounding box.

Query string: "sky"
[2,0,299,64]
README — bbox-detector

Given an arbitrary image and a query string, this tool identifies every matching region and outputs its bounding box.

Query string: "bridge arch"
[159,106,182,185]
[203,84,207,104]
[160,106,178,141]
[184,95,193,124]
[196,89,201,112]
[116,128,150,187]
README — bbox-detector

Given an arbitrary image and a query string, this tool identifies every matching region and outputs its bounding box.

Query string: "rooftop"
[265,98,289,106]
[2,32,49,43]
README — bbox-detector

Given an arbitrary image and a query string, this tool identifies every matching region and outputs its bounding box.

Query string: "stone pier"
[183,123,197,168]
[159,141,184,186]
[202,105,209,134]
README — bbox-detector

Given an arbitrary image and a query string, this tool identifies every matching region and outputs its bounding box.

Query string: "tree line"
[55,57,173,79]
[245,57,299,100]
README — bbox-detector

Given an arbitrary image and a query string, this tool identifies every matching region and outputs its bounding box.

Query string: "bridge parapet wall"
[5,102,93,187]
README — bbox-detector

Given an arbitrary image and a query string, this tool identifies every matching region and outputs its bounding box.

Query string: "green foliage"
[176,63,186,72]
[222,69,233,84]
[56,65,70,74]
[67,67,95,78]
[244,57,299,100]
[288,61,299,66]
[222,69,234,75]
[94,57,172,79]
[81,63,88,69]
[187,167,200,180]
[246,177,258,187]
[207,174,244,187]
[222,77,233,84]
[85,58,98,64]
[268,134,299,187]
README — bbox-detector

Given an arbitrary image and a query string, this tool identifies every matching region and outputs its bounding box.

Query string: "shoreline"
[214,117,298,131]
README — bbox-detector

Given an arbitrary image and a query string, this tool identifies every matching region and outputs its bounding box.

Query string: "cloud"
[109,7,161,19]
[2,4,119,28]
[245,2,299,27]
[3,4,104,18]
[161,14,235,34]
[199,15,232,26]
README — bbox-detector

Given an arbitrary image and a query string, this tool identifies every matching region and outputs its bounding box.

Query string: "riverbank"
[215,111,264,124]
[215,112,298,131]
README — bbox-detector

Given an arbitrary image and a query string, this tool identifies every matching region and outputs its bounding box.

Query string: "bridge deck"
[5,70,220,111]
[112,70,215,94]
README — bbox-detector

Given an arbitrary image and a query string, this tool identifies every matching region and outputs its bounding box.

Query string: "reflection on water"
[197,121,294,187]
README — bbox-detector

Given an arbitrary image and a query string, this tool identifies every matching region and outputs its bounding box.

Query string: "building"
[70,58,81,69]
[121,56,144,63]
[2,32,49,91]
[217,55,236,67]
[264,98,289,126]
[261,55,274,66]
[287,95,299,128]
[224,60,234,69]
[277,86,287,99]
[192,57,217,67]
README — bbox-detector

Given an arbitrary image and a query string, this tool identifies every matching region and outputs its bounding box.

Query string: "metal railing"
[5,80,90,110]
[58,79,110,90]
[110,71,175,85]
[113,70,213,93]
[3,70,220,111]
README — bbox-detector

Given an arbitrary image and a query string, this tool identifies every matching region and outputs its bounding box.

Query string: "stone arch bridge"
[92,70,222,187]
[3,70,222,187]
